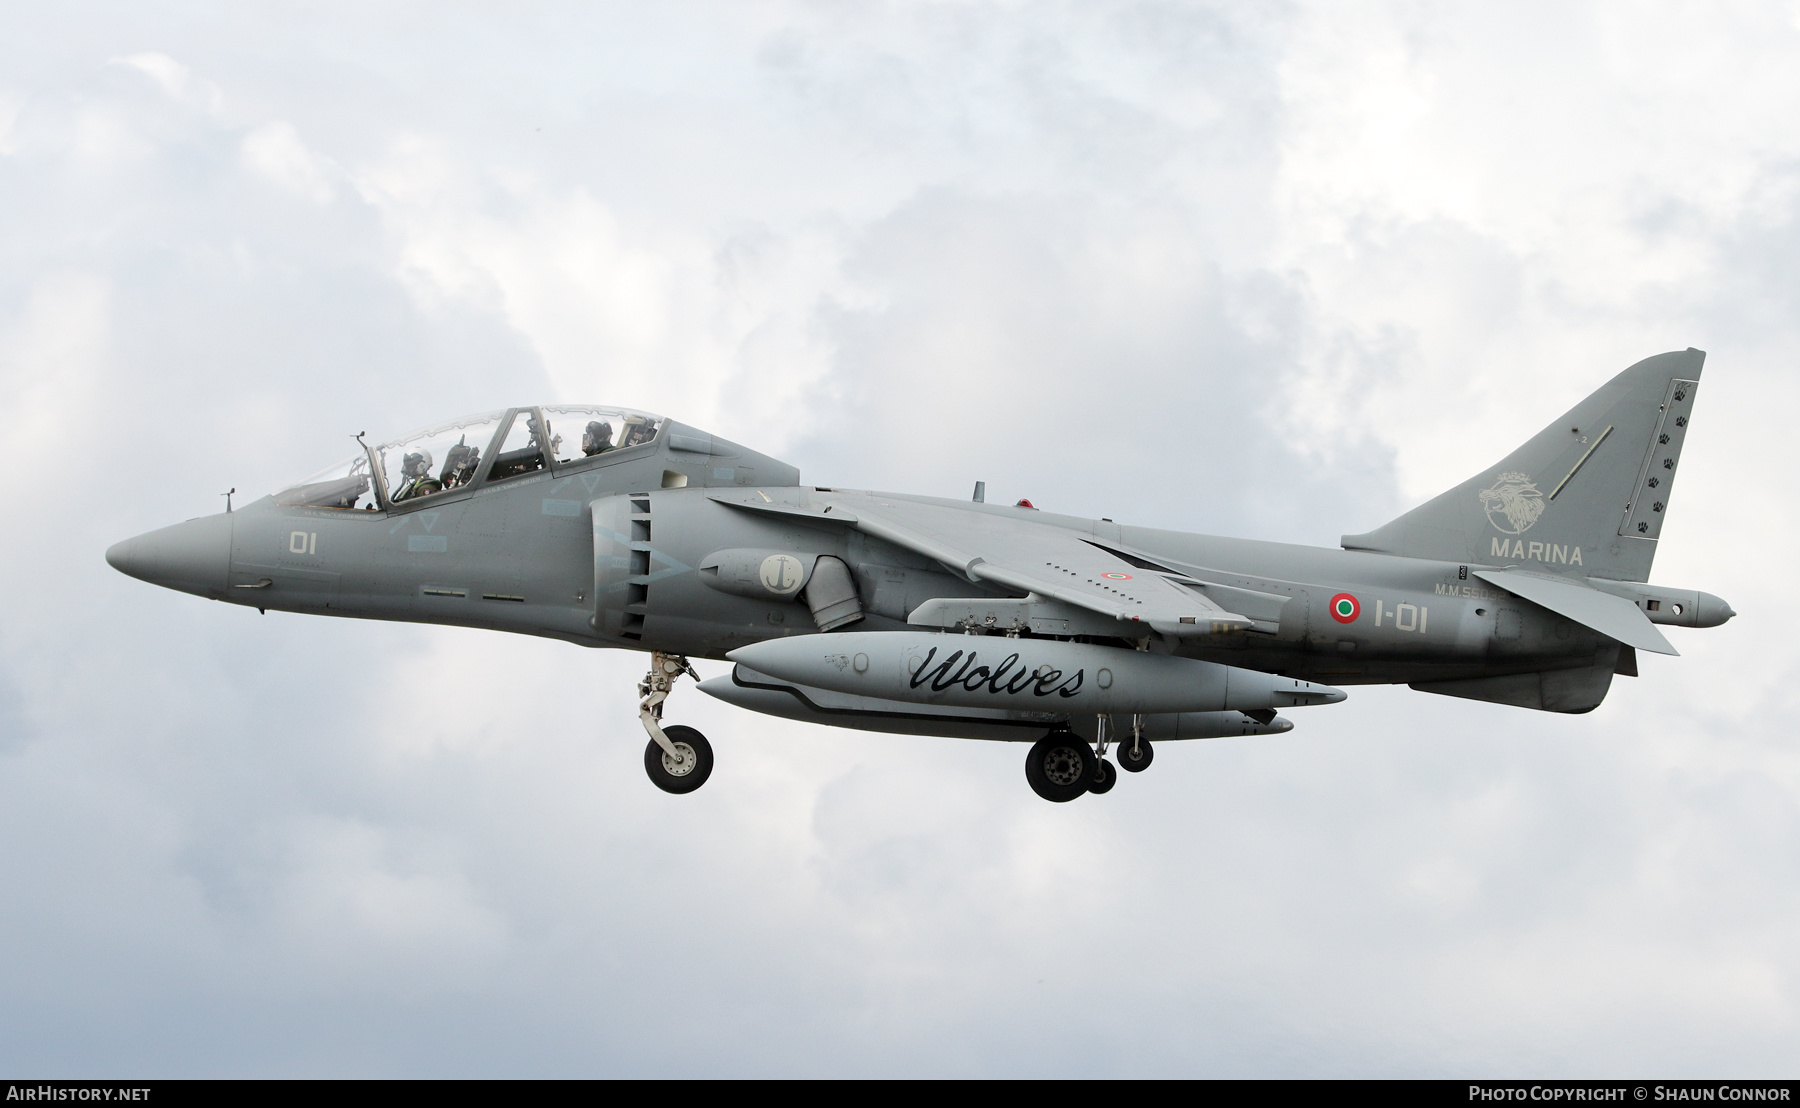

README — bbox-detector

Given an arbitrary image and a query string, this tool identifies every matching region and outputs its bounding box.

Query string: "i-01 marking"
[1371,599,1427,634]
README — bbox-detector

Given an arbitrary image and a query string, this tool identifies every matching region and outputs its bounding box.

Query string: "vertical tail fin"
[1341,349,1705,582]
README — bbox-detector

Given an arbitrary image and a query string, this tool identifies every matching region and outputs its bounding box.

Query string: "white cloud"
[269,816,508,973]
[1267,0,1800,502]
[241,121,339,203]
[111,51,222,115]
[346,136,846,446]
[0,90,23,156]
[0,271,109,459]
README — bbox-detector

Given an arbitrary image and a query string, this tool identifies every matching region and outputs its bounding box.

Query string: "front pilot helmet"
[583,421,613,454]
[403,450,433,478]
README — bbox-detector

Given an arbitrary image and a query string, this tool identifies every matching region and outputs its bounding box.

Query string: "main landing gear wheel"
[1089,758,1117,795]
[644,725,713,794]
[1026,731,1097,803]
[1117,737,1154,773]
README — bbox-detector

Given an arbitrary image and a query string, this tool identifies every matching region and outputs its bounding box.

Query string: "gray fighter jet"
[108,350,1732,802]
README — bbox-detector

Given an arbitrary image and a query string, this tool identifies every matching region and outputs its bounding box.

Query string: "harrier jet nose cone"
[106,514,233,597]
[104,538,136,575]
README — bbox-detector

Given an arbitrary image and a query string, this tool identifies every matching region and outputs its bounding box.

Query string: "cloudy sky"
[3,0,1798,1077]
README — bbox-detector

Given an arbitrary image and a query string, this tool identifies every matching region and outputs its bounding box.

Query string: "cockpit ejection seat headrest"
[440,437,479,485]
[620,415,655,447]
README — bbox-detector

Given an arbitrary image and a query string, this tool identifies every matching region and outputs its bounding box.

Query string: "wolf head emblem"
[1479,472,1545,535]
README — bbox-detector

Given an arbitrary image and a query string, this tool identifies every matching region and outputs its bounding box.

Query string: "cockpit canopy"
[276,405,666,510]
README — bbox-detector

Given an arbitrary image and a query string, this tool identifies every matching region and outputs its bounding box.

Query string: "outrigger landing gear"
[638,652,713,794]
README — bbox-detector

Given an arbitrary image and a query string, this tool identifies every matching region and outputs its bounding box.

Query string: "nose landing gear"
[644,724,713,794]
[638,652,713,794]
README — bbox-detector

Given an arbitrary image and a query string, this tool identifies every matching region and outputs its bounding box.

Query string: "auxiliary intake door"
[591,493,651,641]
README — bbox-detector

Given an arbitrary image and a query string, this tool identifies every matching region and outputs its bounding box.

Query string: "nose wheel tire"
[1089,758,1117,794]
[1025,731,1097,803]
[1117,738,1154,773]
[644,725,713,794]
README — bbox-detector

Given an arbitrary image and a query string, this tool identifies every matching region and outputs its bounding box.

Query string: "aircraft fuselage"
[118,471,1702,688]
[107,354,1735,800]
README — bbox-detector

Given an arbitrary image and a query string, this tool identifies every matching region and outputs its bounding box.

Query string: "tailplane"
[1342,349,1705,582]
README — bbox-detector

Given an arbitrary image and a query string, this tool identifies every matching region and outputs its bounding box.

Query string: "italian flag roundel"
[1329,593,1360,623]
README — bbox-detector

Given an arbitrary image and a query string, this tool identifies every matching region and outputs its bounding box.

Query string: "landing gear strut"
[638,652,713,794]
[1117,713,1154,773]
[1089,713,1118,795]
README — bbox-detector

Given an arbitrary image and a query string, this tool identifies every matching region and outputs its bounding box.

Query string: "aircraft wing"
[709,491,1251,636]
[1472,569,1678,655]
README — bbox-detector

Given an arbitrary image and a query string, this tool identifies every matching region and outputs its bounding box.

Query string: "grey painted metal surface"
[1472,569,1677,655]
[727,631,1345,714]
[105,354,1736,798]
[698,665,1294,743]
